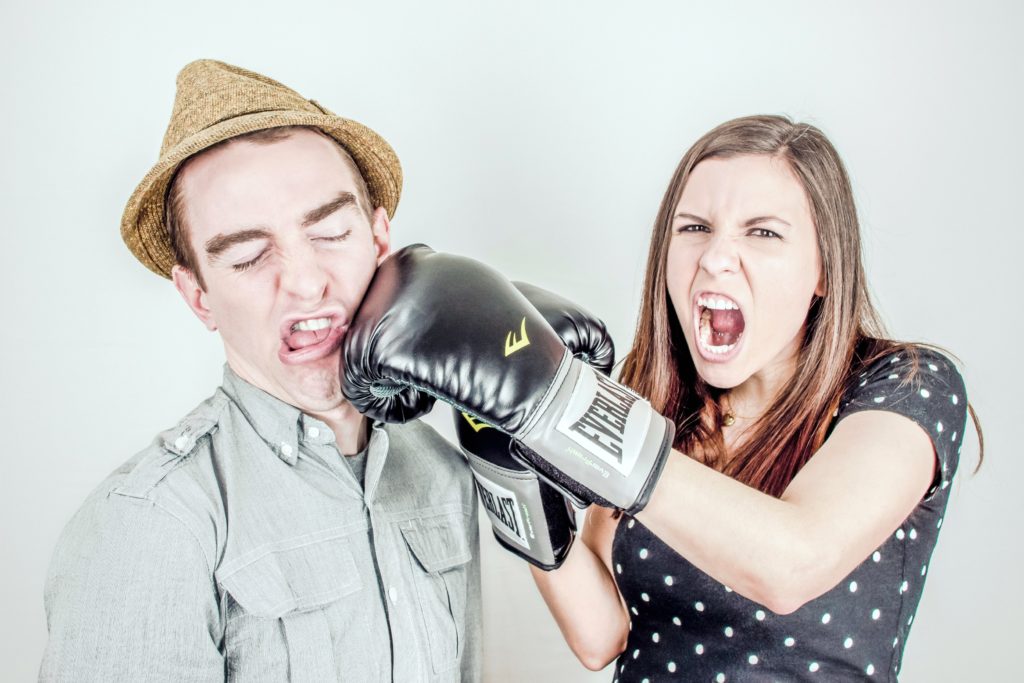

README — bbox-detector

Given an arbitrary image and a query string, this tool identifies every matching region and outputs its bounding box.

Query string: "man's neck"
[223,356,371,455]
[309,404,370,455]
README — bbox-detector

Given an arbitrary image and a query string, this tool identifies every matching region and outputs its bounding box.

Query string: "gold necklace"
[720,397,755,427]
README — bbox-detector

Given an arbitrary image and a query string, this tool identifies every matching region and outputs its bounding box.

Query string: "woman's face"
[666,154,823,390]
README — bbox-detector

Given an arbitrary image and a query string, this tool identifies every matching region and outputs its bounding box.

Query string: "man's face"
[171,129,390,412]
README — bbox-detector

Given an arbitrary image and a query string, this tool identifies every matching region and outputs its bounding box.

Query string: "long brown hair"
[620,115,982,496]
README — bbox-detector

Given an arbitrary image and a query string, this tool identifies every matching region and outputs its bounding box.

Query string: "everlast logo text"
[568,372,638,461]
[475,481,522,541]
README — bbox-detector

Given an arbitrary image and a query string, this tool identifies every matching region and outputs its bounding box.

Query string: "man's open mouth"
[279,316,347,364]
[285,317,334,351]
[695,294,746,357]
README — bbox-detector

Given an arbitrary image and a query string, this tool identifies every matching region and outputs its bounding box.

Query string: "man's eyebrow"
[302,191,358,227]
[205,228,273,260]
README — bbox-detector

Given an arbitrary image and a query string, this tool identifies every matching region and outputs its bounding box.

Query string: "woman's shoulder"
[839,341,969,492]
[846,341,966,401]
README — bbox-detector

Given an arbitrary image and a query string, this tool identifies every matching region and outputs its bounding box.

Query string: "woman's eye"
[749,227,781,239]
[675,224,710,234]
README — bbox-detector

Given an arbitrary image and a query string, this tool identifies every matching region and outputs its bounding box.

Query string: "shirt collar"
[219,364,339,466]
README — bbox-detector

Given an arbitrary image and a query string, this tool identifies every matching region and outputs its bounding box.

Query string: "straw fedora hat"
[121,59,402,278]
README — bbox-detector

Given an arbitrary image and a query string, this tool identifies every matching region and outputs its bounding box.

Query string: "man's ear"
[370,207,391,266]
[172,265,217,331]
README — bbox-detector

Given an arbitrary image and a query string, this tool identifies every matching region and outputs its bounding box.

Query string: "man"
[40,59,481,682]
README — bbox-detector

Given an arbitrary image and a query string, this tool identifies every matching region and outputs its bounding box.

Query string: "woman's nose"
[698,233,740,276]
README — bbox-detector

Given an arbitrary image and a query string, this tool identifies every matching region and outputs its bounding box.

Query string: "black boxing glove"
[343,245,673,514]
[457,282,614,570]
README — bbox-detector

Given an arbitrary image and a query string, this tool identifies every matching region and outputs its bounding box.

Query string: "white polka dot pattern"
[608,347,966,681]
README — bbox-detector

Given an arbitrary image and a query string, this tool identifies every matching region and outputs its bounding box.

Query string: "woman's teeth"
[291,317,331,332]
[697,295,739,310]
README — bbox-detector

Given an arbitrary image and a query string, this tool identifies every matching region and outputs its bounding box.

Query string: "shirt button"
[174,436,188,451]
[307,427,320,439]
[280,443,293,457]
[388,586,398,604]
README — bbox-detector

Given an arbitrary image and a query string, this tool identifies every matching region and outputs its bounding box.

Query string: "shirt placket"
[363,428,423,683]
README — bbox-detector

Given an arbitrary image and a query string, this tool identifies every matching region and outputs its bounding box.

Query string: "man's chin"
[270,352,347,408]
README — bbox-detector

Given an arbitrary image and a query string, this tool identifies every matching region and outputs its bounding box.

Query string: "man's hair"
[164,125,373,290]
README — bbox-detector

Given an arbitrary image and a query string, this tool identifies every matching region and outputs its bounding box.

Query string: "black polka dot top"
[612,347,968,682]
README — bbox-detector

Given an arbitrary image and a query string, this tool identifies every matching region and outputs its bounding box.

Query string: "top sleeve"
[835,346,969,498]
[39,492,224,682]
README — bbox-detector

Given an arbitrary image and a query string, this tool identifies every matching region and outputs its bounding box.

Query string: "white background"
[1,1,1020,680]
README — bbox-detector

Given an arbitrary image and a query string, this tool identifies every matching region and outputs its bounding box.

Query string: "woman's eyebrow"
[744,215,791,227]
[675,212,711,224]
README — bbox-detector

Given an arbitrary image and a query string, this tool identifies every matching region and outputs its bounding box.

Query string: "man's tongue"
[286,327,331,351]
[709,308,745,346]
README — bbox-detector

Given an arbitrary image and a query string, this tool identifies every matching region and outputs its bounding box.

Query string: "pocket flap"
[218,536,361,618]
[399,509,473,574]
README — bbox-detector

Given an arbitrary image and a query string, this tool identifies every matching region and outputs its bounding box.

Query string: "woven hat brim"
[121,110,402,279]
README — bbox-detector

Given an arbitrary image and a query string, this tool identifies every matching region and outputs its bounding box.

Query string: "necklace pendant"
[723,413,736,427]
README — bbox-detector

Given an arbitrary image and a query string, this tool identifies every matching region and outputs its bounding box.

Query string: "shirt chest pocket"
[399,509,474,675]
[218,536,366,683]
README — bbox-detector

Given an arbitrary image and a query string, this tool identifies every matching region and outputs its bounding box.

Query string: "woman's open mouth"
[694,294,746,361]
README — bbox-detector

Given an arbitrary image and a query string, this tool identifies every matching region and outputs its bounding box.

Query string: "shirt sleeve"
[39,492,224,682]
[836,346,969,498]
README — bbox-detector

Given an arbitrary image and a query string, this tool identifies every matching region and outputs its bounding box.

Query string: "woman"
[530,115,981,681]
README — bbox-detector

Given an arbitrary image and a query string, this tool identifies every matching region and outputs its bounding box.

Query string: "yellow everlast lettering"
[462,412,493,432]
[504,317,530,356]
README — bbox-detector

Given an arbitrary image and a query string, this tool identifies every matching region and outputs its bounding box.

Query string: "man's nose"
[279,243,328,303]
[698,233,741,276]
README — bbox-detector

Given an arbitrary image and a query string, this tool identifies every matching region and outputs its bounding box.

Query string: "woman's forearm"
[636,452,819,613]
[636,413,934,614]
[529,532,630,670]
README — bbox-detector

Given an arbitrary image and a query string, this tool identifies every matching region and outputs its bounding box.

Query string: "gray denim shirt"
[40,366,481,682]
